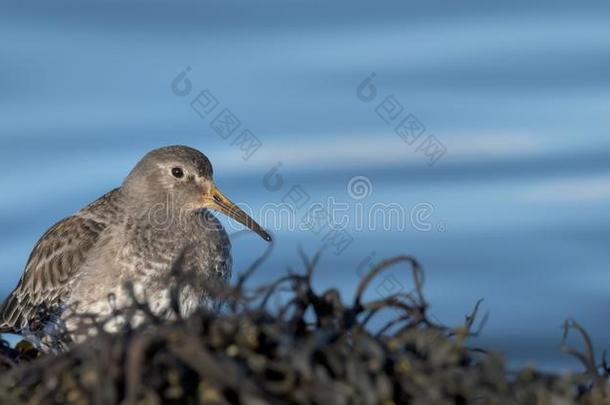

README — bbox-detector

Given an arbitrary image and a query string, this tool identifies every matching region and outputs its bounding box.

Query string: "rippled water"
[1,1,609,370]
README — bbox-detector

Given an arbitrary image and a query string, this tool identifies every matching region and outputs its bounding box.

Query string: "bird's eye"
[171,167,184,178]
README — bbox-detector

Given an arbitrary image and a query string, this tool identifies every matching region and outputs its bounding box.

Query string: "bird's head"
[122,145,271,242]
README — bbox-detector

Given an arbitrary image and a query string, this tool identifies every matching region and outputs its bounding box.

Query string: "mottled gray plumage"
[0,145,269,352]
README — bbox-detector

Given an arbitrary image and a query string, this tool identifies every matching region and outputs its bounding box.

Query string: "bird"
[0,145,271,352]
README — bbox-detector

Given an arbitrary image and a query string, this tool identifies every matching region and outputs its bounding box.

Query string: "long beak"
[205,184,272,242]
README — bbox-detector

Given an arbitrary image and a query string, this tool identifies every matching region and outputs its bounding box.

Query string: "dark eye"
[171,167,184,178]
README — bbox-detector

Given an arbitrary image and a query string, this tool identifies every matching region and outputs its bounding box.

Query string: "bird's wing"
[0,189,121,333]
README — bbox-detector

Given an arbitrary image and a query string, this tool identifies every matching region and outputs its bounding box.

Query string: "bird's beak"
[204,184,272,242]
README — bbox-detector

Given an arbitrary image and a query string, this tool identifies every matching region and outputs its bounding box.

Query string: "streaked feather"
[0,189,120,334]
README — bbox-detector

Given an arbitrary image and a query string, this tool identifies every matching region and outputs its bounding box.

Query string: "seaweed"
[0,253,607,404]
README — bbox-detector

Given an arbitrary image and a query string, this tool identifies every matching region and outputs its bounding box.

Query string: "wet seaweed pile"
[0,254,608,404]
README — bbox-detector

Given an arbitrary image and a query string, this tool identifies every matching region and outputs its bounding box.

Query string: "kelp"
[0,252,607,404]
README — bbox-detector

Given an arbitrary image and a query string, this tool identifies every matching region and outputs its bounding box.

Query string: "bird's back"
[0,189,123,337]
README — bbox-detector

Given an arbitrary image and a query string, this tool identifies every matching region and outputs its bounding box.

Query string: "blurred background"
[1,0,609,371]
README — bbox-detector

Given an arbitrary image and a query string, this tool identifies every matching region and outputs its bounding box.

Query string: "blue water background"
[1,1,609,371]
